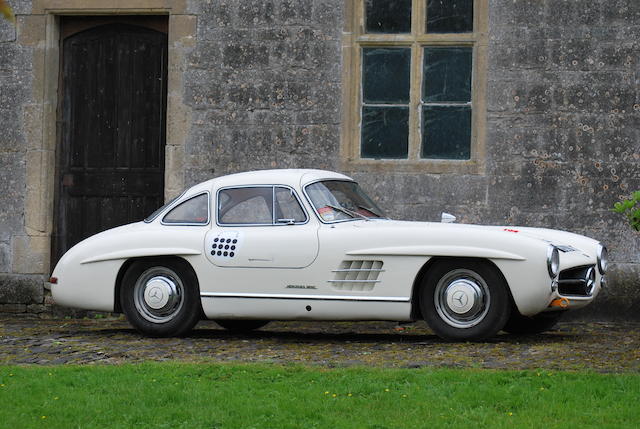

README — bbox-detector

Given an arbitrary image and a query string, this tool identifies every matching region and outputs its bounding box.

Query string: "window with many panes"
[343,0,487,173]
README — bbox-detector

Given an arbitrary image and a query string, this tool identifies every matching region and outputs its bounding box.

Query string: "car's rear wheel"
[420,259,511,341]
[215,320,269,332]
[121,258,201,337]
[502,311,563,335]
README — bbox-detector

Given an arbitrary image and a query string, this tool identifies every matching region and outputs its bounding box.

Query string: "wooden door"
[53,21,168,265]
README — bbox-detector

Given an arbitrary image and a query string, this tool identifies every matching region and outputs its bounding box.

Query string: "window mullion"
[412,0,424,35]
[408,42,422,161]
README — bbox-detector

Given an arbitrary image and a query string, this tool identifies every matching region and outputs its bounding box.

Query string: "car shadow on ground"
[90,324,580,346]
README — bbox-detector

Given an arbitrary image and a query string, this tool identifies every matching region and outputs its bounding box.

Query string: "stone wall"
[182,0,344,186]
[0,0,638,318]
[0,0,46,317]
[484,0,640,317]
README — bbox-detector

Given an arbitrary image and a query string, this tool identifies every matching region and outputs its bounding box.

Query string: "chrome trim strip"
[327,279,381,283]
[331,268,386,273]
[200,292,409,302]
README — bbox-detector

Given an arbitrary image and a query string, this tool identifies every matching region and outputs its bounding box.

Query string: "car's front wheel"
[420,259,511,341]
[121,258,201,337]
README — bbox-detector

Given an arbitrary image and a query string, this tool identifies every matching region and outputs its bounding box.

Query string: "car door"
[204,185,319,269]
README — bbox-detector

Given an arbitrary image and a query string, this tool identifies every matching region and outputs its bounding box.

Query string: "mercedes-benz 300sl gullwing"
[50,169,607,341]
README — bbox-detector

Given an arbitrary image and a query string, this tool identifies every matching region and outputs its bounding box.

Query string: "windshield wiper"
[326,204,370,221]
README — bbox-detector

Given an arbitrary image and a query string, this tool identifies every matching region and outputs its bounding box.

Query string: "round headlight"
[597,243,608,275]
[547,245,560,278]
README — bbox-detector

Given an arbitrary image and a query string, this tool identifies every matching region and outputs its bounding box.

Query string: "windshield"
[305,180,386,222]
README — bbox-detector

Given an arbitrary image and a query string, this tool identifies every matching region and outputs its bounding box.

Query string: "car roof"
[186,169,354,194]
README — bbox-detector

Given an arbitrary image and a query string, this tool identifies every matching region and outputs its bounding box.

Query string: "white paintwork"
[51,168,604,321]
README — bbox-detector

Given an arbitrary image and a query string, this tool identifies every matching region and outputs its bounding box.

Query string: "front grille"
[328,260,384,291]
[558,265,596,296]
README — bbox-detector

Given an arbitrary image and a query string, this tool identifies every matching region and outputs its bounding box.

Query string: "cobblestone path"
[1,318,638,371]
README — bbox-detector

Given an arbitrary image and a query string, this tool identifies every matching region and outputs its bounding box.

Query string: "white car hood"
[352,219,599,254]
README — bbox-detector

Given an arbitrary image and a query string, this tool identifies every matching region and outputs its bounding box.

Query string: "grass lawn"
[0,363,638,428]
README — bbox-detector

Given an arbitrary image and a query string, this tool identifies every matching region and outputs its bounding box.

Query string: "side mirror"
[441,212,456,223]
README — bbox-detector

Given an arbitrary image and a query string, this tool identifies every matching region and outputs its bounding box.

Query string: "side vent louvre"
[328,260,384,291]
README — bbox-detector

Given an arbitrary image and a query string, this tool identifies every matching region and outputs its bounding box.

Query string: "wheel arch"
[410,256,515,320]
[114,255,200,314]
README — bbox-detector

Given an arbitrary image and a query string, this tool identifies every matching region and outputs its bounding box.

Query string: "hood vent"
[328,260,384,291]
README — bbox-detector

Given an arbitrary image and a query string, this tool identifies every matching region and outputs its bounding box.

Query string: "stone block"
[279,0,313,25]
[0,16,16,42]
[31,0,188,14]
[0,108,25,151]
[237,1,275,27]
[169,14,196,48]
[587,263,640,319]
[0,151,25,241]
[26,303,46,313]
[0,43,32,72]
[12,235,49,274]
[16,15,45,46]
[222,42,269,69]
[0,273,44,304]
[0,303,27,313]
[0,241,9,272]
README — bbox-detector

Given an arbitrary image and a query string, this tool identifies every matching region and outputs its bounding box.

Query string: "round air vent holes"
[209,232,241,259]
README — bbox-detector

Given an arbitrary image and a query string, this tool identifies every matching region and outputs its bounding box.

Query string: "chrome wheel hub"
[143,276,177,310]
[434,269,491,329]
[134,267,184,324]
[445,280,482,315]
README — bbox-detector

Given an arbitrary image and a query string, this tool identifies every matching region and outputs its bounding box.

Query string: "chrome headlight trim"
[597,243,608,275]
[547,245,560,278]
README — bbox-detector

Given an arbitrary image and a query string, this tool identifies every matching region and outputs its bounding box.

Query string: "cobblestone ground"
[0,317,638,372]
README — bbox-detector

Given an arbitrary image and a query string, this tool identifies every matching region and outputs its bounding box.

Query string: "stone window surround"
[340,0,489,174]
[15,0,196,276]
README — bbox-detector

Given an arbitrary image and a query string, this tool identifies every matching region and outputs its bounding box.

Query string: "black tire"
[419,259,511,341]
[503,311,563,335]
[215,320,269,332]
[120,258,201,337]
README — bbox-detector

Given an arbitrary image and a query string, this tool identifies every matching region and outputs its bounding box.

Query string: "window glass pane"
[426,0,473,33]
[361,106,409,159]
[423,47,472,103]
[421,105,471,159]
[144,191,185,222]
[306,180,386,222]
[274,187,306,223]
[218,187,273,225]
[365,0,412,33]
[162,193,209,224]
[363,48,411,104]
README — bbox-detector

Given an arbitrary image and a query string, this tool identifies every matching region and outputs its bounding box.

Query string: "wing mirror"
[441,212,456,223]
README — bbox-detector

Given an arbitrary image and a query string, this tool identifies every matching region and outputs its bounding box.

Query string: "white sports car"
[50,169,607,341]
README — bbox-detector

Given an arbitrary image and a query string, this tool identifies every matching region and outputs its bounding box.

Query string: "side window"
[162,193,209,224]
[218,187,273,225]
[274,187,307,223]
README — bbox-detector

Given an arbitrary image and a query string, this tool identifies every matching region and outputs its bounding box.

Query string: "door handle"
[276,218,296,225]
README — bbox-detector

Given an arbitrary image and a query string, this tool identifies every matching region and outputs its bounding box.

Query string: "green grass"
[0,364,638,428]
